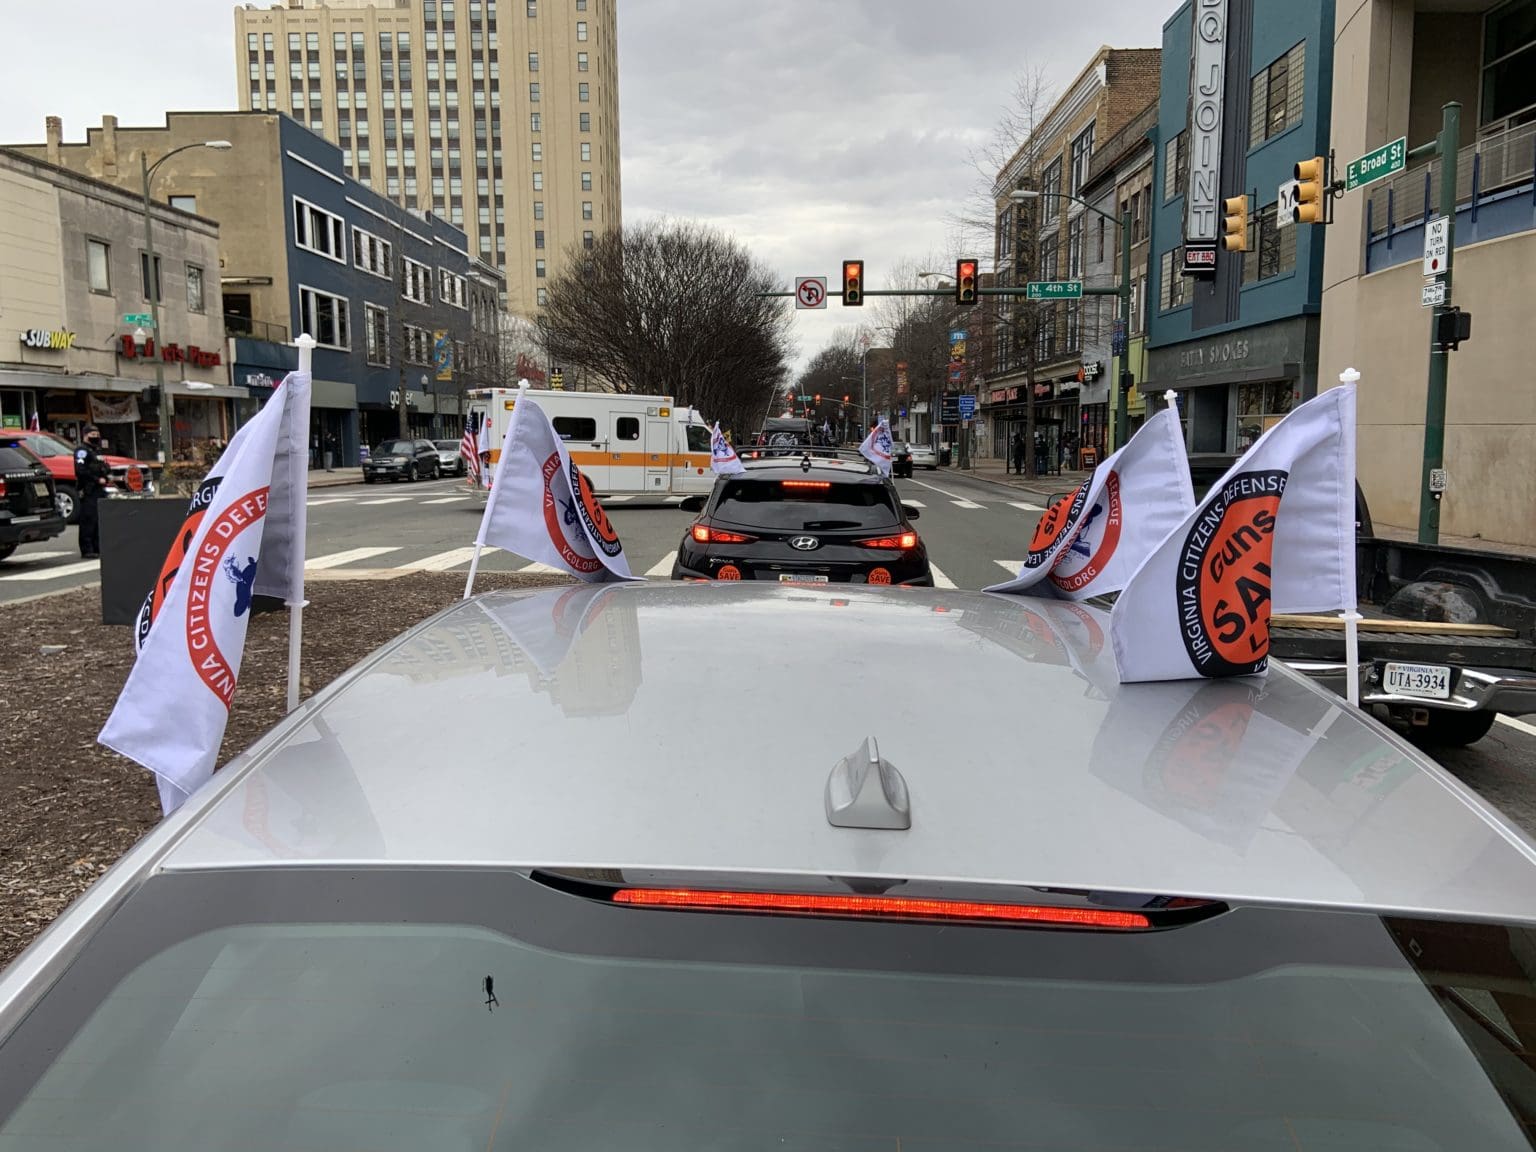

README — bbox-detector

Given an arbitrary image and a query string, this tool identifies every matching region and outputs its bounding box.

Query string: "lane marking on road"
[927,563,957,590]
[645,551,678,578]
[1008,500,1046,512]
[995,559,1024,576]
[664,495,686,504]
[516,561,571,575]
[0,559,100,582]
[6,550,73,563]
[401,546,496,571]
[901,499,925,508]
[906,476,995,506]
[1496,714,1536,738]
[306,498,352,506]
[606,495,634,503]
[420,496,471,505]
[950,500,983,510]
[305,546,402,569]
[357,496,412,506]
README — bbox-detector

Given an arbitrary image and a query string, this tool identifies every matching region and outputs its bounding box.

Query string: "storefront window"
[1233,382,1294,451]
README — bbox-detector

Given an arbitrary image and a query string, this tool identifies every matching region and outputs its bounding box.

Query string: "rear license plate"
[33,482,49,499]
[1383,662,1452,699]
[779,574,829,583]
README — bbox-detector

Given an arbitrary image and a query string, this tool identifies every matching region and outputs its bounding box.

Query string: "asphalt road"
[6,467,1536,832]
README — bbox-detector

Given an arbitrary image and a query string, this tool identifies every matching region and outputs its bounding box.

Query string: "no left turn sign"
[795,276,828,309]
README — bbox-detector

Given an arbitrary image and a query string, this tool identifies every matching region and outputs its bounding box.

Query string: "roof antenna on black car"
[482,975,499,1011]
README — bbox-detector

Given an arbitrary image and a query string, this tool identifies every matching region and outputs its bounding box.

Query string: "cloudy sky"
[0,0,1169,372]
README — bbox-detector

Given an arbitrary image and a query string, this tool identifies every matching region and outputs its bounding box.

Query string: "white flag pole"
[286,333,316,713]
[1164,389,1178,409]
[1337,366,1363,707]
[462,380,529,599]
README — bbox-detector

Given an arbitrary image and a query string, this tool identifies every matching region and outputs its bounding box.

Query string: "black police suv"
[0,441,64,561]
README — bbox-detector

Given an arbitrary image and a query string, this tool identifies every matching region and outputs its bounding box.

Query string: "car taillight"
[692,524,755,544]
[0,477,7,498]
[612,887,1153,929]
[856,533,918,550]
[781,480,831,489]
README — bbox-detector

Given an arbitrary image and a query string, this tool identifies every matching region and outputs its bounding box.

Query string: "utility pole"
[1412,102,1461,545]
[1113,205,1133,451]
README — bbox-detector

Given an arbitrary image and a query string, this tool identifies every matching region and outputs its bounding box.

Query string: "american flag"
[460,411,481,484]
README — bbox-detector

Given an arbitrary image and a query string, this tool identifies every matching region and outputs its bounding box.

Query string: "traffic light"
[1294,156,1327,224]
[842,260,864,306]
[955,258,978,306]
[842,394,850,403]
[814,393,821,404]
[1221,194,1249,252]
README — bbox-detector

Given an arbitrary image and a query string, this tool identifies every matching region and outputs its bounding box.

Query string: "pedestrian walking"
[73,425,111,558]
[1010,430,1025,475]
[324,431,337,472]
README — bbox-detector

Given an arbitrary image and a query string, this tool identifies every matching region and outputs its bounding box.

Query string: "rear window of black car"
[715,479,899,530]
[0,445,40,470]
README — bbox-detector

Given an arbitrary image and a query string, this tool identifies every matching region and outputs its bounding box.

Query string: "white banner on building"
[88,393,141,424]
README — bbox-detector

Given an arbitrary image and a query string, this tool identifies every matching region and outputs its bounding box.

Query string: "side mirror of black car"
[679,495,706,513]
[902,504,921,520]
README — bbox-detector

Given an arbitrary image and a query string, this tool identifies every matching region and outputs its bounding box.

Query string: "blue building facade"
[1145,0,1335,459]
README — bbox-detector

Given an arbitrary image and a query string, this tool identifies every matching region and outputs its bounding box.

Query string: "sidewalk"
[307,467,365,488]
[954,456,1091,500]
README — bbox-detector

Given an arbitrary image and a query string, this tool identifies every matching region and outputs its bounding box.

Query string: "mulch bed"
[0,571,566,969]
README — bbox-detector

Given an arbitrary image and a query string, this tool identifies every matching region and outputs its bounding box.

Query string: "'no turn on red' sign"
[795,276,828,309]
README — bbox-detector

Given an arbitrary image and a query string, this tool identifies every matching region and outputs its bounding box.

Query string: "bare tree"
[537,220,792,436]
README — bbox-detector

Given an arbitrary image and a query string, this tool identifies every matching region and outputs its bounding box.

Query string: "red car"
[0,431,157,523]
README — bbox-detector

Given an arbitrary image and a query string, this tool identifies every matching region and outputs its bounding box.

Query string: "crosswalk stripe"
[6,550,73,563]
[1008,500,1046,512]
[358,496,411,506]
[0,559,100,582]
[901,499,925,508]
[306,497,352,506]
[995,559,1024,576]
[950,500,983,510]
[400,546,494,571]
[306,546,402,569]
[644,551,678,578]
[927,563,957,590]
[516,561,570,575]
[420,496,470,505]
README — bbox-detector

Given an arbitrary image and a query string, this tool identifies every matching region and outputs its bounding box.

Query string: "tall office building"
[234,0,620,316]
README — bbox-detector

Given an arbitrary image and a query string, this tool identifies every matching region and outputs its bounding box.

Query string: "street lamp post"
[1011,189,1134,452]
[140,140,233,470]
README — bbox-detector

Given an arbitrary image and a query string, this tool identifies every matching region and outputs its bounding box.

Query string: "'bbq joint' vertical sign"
[1183,0,1227,276]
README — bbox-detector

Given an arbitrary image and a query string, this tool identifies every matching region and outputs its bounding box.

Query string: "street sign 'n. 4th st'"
[1025,280,1083,301]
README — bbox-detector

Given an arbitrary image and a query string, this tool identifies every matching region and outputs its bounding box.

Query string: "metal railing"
[223,314,290,343]
[1366,118,1536,239]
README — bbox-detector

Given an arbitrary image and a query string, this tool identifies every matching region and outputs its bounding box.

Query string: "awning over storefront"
[172,381,251,400]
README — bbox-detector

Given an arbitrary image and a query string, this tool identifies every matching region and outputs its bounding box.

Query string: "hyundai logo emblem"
[789,536,820,551]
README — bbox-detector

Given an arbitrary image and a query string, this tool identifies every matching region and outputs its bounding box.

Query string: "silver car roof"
[152,583,1536,924]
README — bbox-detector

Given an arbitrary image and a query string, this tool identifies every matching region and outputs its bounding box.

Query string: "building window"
[1163,131,1189,201]
[579,141,591,161]
[1250,42,1306,146]
[139,252,162,302]
[531,142,542,161]
[1069,123,1095,194]
[352,227,393,278]
[583,229,594,249]
[1066,214,1083,278]
[364,303,390,365]
[536,258,546,277]
[537,286,549,306]
[533,200,544,219]
[578,82,589,102]
[529,81,540,101]
[168,194,197,213]
[299,285,351,349]
[576,19,588,40]
[402,256,432,303]
[439,268,468,307]
[576,0,586,8]
[535,229,545,248]
[530,111,541,132]
[186,264,205,313]
[528,51,538,71]
[579,111,590,132]
[403,323,431,364]
[293,197,347,262]
[86,239,110,293]
[532,171,543,190]
[1158,248,1188,311]
[1240,202,1298,285]
[526,0,536,13]
[1483,1,1536,127]
[582,200,592,220]
[577,52,588,71]
[581,171,592,191]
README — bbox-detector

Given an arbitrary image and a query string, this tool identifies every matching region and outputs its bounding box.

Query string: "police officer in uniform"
[73,425,111,558]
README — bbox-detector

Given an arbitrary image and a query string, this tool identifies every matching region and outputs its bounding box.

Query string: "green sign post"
[1025,280,1084,301]
[1344,136,1407,191]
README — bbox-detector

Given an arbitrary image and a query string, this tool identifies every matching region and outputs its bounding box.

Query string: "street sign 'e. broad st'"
[1345,137,1408,192]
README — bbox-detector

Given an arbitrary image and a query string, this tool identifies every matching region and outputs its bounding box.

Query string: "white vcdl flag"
[985,407,1193,600]
[710,421,744,475]
[99,372,312,814]
[475,389,639,582]
[1111,384,1357,683]
[859,418,894,476]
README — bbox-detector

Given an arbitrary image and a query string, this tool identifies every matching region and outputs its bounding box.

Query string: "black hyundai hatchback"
[672,454,930,585]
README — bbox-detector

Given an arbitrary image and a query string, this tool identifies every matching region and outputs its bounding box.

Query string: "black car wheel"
[405,463,417,482]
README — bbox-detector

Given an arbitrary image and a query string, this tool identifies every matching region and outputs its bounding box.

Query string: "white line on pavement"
[420,496,471,505]
[606,495,633,503]
[401,546,496,571]
[1008,500,1046,512]
[645,551,678,578]
[901,499,925,508]
[357,496,412,506]
[928,563,957,589]
[950,500,983,510]
[306,498,352,506]
[6,550,73,563]
[907,476,991,505]
[664,495,685,504]
[1496,714,1536,738]
[0,559,100,582]
[306,546,402,569]
[995,559,1024,576]
[517,561,571,575]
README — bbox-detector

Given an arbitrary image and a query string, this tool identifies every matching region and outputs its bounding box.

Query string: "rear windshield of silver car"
[716,479,899,530]
[3,868,1536,1151]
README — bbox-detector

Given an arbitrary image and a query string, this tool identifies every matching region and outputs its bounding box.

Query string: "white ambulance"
[464,387,716,498]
